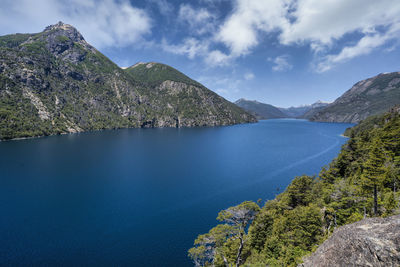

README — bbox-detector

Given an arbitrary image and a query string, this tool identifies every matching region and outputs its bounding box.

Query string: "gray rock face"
[310,72,400,123]
[300,215,400,267]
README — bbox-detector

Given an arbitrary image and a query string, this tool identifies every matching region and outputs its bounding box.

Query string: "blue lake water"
[0,119,353,266]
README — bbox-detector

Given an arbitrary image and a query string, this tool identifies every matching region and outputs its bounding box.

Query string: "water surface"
[0,119,353,266]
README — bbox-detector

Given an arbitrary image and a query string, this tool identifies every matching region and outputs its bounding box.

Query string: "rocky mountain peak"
[44,21,84,42]
[35,21,94,63]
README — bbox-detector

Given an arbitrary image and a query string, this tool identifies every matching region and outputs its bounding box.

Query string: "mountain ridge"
[310,71,400,123]
[235,98,287,119]
[235,98,330,119]
[0,22,256,140]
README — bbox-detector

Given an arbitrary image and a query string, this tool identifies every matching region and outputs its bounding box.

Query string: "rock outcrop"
[300,215,400,267]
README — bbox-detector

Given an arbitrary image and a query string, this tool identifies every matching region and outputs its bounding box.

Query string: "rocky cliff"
[0,22,256,140]
[300,215,400,267]
[310,72,400,123]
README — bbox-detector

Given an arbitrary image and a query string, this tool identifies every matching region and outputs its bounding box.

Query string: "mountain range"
[0,22,255,140]
[235,71,400,123]
[235,99,329,119]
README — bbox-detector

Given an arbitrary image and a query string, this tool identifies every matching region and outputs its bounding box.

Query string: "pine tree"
[361,138,387,215]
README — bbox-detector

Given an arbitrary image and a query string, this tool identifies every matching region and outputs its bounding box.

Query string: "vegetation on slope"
[124,62,202,88]
[0,22,255,140]
[234,99,287,120]
[189,107,400,266]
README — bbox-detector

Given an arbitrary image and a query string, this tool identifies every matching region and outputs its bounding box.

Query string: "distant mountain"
[310,72,400,123]
[301,101,331,119]
[279,101,330,118]
[234,98,287,119]
[0,22,256,140]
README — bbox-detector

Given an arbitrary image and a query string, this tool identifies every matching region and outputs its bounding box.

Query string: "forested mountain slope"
[234,98,287,119]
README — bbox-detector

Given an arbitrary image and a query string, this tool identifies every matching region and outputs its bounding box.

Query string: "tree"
[188,201,259,267]
[283,175,314,208]
[361,138,386,215]
[188,224,233,266]
[217,201,260,267]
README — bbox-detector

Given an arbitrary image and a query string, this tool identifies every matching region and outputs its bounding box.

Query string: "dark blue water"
[0,119,353,266]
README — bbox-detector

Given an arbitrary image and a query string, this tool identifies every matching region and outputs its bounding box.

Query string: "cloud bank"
[212,0,400,71]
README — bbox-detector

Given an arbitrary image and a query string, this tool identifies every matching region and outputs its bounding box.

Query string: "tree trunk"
[222,255,229,267]
[235,232,244,267]
[373,184,378,216]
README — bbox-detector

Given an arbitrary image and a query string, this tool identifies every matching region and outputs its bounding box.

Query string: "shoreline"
[0,120,259,142]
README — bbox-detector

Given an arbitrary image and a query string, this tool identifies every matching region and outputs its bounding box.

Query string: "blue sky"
[1,0,400,107]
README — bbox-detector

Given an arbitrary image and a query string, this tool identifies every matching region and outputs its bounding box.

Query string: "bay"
[0,119,353,266]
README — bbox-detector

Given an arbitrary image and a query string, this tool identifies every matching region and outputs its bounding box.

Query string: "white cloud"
[269,56,293,72]
[205,50,232,66]
[178,4,216,35]
[316,33,392,72]
[161,38,209,59]
[244,72,255,80]
[213,0,400,71]
[0,0,152,49]
[161,39,233,67]
[198,75,242,98]
[216,0,290,57]
[280,0,400,46]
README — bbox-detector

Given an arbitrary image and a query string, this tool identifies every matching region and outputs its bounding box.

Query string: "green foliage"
[190,108,400,266]
[282,175,315,208]
[56,35,70,43]
[189,201,260,267]
[124,63,202,88]
[0,33,32,48]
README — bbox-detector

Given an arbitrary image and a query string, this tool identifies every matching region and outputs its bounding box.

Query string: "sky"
[1,0,400,107]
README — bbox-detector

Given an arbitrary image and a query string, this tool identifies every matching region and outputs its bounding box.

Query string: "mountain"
[279,101,330,118]
[235,98,287,119]
[300,215,400,267]
[0,22,256,140]
[301,101,331,119]
[310,72,400,123]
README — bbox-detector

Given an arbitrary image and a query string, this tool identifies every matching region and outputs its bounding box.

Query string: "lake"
[0,119,353,266]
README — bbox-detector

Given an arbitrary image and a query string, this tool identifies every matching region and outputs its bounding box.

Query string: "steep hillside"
[123,63,255,127]
[235,98,287,119]
[0,22,256,140]
[310,72,400,123]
